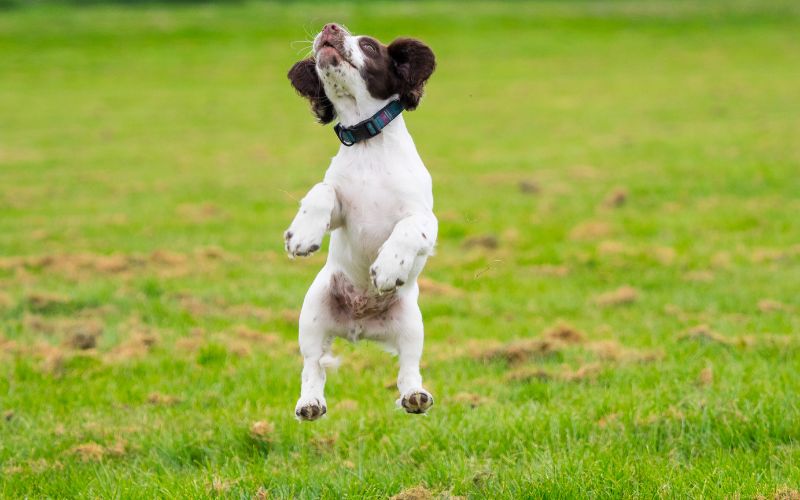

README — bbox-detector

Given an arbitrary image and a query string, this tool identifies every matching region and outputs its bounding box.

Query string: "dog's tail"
[319,352,341,370]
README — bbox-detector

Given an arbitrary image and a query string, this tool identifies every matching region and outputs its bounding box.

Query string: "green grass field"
[2,1,800,497]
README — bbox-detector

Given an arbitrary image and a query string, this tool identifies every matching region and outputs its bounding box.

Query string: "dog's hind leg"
[294,284,332,421]
[393,301,434,414]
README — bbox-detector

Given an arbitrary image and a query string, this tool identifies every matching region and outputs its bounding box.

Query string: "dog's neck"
[333,95,399,128]
[333,97,412,150]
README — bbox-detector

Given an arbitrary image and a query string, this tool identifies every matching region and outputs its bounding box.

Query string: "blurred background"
[1,1,799,497]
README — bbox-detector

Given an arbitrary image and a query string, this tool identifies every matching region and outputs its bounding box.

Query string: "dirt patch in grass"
[462,235,499,250]
[526,264,570,277]
[147,392,181,405]
[593,286,639,307]
[518,180,540,194]
[586,340,662,363]
[452,392,493,408]
[390,486,433,500]
[338,399,359,411]
[601,187,628,208]
[570,220,612,241]
[418,277,464,297]
[26,292,71,313]
[697,365,713,386]
[105,331,158,363]
[505,366,552,382]
[678,325,736,346]
[0,290,13,309]
[310,434,338,452]
[683,270,714,282]
[249,420,275,441]
[479,338,563,363]
[474,323,585,363]
[543,323,586,344]
[176,202,227,223]
[69,440,127,462]
[758,299,790,313]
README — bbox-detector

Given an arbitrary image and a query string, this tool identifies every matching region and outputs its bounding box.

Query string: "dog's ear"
[388,38,436,111]
[288,58,336,124]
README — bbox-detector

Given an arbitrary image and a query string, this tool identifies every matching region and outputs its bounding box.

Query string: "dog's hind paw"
[398,389,434,414]
[295,398,327,421]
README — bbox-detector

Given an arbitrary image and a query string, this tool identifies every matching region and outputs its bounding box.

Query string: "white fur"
[287,26,436,419]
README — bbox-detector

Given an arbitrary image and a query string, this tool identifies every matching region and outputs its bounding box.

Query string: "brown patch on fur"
[570,221,611,241]
[390,485,434,500]
[328,273,398,320]
[386,38,436,111]
[462,235,499,250]
[288,58,335,124]
[417,277,464,297]
[249,420,275,441]
[593,286,639,307]
[147,392,181,405]
[601,187,628,208]
[452,392,492,408]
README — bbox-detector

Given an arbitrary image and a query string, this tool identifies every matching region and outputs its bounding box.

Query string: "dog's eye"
[360,41,377,54]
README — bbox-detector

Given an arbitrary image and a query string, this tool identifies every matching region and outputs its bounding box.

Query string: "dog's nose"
[323,23,339,34]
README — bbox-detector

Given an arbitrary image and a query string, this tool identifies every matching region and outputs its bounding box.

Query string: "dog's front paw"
[370,251,414,293]
[295,397,327,421]
[398,389,434,414]
[284,217,328,258]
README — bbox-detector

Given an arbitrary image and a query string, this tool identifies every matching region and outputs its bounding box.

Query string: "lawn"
[1,0,800,497]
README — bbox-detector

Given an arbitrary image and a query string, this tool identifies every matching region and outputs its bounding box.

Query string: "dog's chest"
[328,156,426,241]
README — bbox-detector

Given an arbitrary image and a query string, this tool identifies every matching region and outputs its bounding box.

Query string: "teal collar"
[334,100,404,146]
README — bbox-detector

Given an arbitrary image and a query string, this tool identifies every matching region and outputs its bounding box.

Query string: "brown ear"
[288,58,336,124]
[388,38,436,111]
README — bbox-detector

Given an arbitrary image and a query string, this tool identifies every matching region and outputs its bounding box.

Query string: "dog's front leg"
[370,212,437,292]
[284,182,341,258]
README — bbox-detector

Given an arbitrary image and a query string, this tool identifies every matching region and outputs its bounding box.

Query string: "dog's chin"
[316,46,343,69]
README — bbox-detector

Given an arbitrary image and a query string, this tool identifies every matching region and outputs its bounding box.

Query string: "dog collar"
[334,100,404,146]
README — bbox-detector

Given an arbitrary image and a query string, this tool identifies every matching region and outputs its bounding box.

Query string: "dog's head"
[288,24,436,125]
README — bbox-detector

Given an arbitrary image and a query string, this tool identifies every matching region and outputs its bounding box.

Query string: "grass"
[1,0,800,497]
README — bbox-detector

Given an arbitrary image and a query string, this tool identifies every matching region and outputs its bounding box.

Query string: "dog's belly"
[326,271,398,322]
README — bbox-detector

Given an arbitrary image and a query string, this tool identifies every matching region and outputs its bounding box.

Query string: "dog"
[285,23,437,420]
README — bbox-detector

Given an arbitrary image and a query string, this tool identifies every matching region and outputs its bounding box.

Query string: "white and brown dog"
[285,23,437,420]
